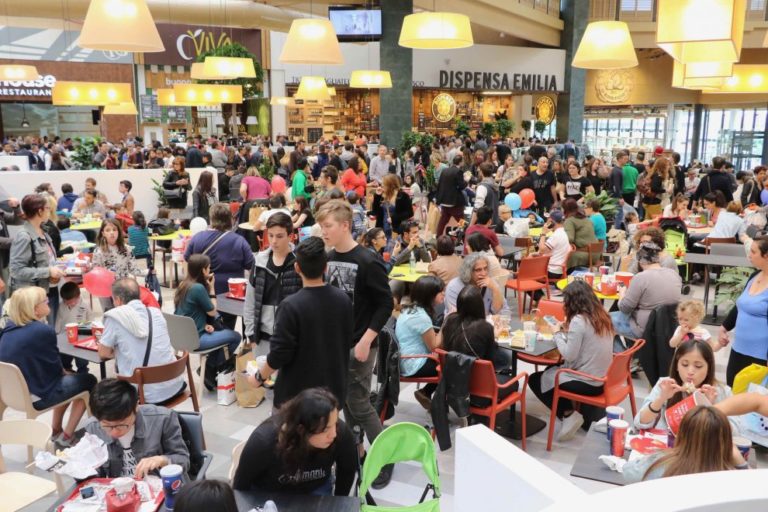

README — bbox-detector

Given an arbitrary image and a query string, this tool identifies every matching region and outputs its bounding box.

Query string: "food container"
[227,278,247,298]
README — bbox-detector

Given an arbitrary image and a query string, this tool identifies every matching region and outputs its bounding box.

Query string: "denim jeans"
[33,372,97,410]
[199,328,241,367]
[343,346,382,445]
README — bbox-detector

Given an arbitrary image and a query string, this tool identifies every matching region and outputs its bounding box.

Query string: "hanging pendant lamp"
[52,81,133,106]
[708,65,768,93]
[399,12,473,49]
[103,101,138,115]
[671,60,732,89]
[349,70,392,89]
[20,104,30,128]
[656,0,746,64]
[270,96,296,106]
[294,76,331,102]
[203,57,257,79]
[79,0,164,52]
[280,19,343,65]
[191,63,220,81]
[173,84,243,104]
[572,21,637,69]
[0,64,40,81]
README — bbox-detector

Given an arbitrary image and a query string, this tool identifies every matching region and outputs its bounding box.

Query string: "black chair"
[177,411,212,480]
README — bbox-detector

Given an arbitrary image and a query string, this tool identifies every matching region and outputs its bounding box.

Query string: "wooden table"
[70,220,103,231]
[556,278,619,301]
[388,263,430,283]
[235,490,359,512]
[56,332,110,379]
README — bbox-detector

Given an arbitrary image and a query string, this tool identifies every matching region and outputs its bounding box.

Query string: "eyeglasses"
[100,423,131,432]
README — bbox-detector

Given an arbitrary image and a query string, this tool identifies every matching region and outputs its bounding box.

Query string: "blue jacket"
[57,192,79,212]
[0,320,62,399]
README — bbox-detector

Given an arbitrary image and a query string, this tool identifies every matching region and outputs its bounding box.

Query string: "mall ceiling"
[2,0,562,47]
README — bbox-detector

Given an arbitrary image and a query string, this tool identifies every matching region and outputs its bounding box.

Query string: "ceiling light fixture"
[572,21,637,69]
[270,96,295,106]
[103,101,138,115]
[52,81,133,106]
[294,76,331,102]
[79,0,164,53]
[20,103,30,128]
[190,62,221,81]
[280,19,343,65]
[706,64,768,93]
[0,65,40,81]
[202,56,257,79]
[172,84,243,104]
[399,12,473,49]
[349,70,392,89]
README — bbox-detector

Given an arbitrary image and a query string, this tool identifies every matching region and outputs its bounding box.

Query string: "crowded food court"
[2,1,768,511]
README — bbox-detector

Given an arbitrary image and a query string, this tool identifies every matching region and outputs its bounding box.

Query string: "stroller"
[659,217,690,291]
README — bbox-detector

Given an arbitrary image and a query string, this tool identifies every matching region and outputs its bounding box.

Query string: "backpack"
[636,173,655,198]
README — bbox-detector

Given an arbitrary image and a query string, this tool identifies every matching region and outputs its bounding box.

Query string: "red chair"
[546,339,646,451]
[505,255,550,318]
[518,300,565,372]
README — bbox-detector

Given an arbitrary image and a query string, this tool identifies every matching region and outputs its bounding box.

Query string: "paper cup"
[523,321,537,332]
[160,464,184,509]
[599,265,610,275]
[600,281,618,296]
[524,330,537,351]
[227,278,247,298]
[609,419,629,457]
[584,273,594,287]
[733,436,751,461]
[606,406,624,441]
[382,251,391,262]
[614,271,633,287]
[91,321,104,340]
[665,390,712,436]
[65,323,78,344]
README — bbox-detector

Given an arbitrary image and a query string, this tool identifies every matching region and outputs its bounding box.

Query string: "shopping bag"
[235,350,265,408]
[733,363,768,394]
[217,370,236,406]
[426,202,440,237]
[743,380,768,441]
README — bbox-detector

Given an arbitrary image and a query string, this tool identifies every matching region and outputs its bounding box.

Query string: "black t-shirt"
[587,173,603,195]
[531,170,556,208]
[232,416,358,496]
[564,176,590,200]
[326,244,393,343]
[510,175,534,194]
[267,286,353,407]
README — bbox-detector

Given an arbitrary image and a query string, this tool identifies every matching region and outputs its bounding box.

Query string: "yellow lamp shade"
[270,96,295,106]
[157,88,217,106]
[294,76,331,102]
[202,57,256,79]
[657,0,746,63]
[79,0,164,53]
[398,12,473,49]
[279,19,343,65]
[172,84,243,104]
[327,87,336,96]
[0,65,39,81]
[103,101,138,115]
[671,60,730,89]
[190,62,220,81]
[349,70,392,89]
[708,65,768,93]
[572,21,637,69]
[52,81,132,106]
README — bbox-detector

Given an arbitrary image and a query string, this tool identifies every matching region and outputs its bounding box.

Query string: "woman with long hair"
[340,155,366,198]
[240,165,271,202]
[642,157,669,220]
[174,254,240,389]
[395,275,445,409]
[586,157,606,195]
[192,170,217,222]
[662,192,690,218]
[232,388,357,496]
[562,161,592,201]
[624,405,747,483]
[371,173,412,240]
[163,156,192,209]
[291,195,314,230]
[529,280,614,441]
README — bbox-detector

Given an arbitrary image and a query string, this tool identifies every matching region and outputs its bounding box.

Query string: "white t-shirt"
[545,227,570,275]
[672,325,711,343]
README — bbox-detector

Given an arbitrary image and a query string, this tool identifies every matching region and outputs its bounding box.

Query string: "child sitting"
[669,299,720,352]
[128,211,151,268]
[55,281,94,373]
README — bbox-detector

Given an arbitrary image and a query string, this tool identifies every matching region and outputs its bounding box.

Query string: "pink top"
[242,176,272,200]
[341,168,367,198]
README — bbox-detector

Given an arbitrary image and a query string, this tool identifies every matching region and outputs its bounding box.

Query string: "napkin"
[55,433,109,480]
[599,455,627,473]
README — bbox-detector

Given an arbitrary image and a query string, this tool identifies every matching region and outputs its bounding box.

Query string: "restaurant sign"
[0,75,56,98]
[144,24,262,66]
[438,70,558,92]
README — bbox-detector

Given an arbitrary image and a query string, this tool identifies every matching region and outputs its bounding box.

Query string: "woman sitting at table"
[428,235,462,285]
[624,405,747,483]
[611,242,681,346]
[174,254,241,390]
[529,280,614,441]
[362,227,392,272]
[719,236,768,386]
[635,339,735,433]
[92,218,142,279]
[662,193,690,219]
[395,275,445,410]
[627,227,678,274]
[0,287,96,447]
[232,388,357,496]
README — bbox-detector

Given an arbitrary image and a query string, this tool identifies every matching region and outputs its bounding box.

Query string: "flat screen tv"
[328,6,382,41]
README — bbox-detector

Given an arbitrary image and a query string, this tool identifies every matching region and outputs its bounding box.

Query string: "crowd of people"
[1,127,768,507]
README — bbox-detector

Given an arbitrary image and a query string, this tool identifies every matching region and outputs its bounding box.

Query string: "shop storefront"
[0,25,135,141]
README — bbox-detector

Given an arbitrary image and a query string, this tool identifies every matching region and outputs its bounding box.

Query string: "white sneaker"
[556,411,583,442]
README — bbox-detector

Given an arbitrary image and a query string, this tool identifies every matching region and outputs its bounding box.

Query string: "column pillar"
[379,0,412,147]
[690,104,704,162]
[556,0,588,143]
[762,103,768,164]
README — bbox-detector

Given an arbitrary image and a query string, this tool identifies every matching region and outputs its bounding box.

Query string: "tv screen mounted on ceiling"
[328,6,382,41]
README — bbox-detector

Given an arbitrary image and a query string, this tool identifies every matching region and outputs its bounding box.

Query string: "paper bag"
[426,202,439,237]
[235,350,265,408]
[217,370,236,406]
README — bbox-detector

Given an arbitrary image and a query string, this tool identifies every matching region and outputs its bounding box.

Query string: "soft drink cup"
[609,419,629,457]
[584,273,594,287]
[733,436,751,461]
[227,278,247,298]
[91,321,104,340]
[160,464,184,510]
[601,281,618,296]
[606,406,624,441]
[599,265,610,275]
[614,271,633,287]
[382,251,391,262]
[523,330,537,351]
[65,323,78,344]
[523,321,537,332]
[665,390,711,436]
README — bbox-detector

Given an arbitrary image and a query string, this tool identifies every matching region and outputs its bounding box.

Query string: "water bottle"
[262,500,278,512]
[409,249,416,273]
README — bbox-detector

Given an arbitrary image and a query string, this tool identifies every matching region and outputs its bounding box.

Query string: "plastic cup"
[600,281,618,296]
[523,330,537,351]
[523,321,537,332]
[65,323,78,344]
[256,355,267,371]
[614,271,633,287]
[91,321,104,340]
[599,265,610,275]
[227,278,247,298]
[609,419,629,457]
[584,273,594,287]
[382,251,391,262]
[733,436,751,461]
[606,406,624,441]
[160,464,184,510]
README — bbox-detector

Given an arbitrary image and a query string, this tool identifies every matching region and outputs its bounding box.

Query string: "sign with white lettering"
[144,24,262,66]
[0,75,56,98]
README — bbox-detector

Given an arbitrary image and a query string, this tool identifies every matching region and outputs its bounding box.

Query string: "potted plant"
[716,267,753,309]
[454,119,470,138]
[71,136,102,170]
[480,122,496,139]
[151,171,170,207]
[534,120,547,138]
[495,119,514,139]
[521,120,531,136]
[582,191,618,222]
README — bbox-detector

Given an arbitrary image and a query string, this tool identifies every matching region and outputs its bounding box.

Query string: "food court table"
[238,222,258,231]
[235,490,360,512]
[388,264,430,283]
[556,279,619,301]
[70,220,103,231]
[683,252,751,323]
[216,292,245,317]
[529,227,542,238]
[148,229,191,287]
[56,332,109,379]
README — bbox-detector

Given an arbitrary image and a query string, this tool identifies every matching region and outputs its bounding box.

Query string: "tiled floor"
[6,277,764,512]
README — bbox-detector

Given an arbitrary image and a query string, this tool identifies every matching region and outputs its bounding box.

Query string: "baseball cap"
[549,210,564,223]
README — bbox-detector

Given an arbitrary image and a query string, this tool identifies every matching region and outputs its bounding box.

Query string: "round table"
[388,264,429,283]
[61,241,96,251]
[529,227,542,238]
[556,278,619,301]
[686,225,712,236]
[148,229,192,241]
[238,222,258,231]
[70,220,103,231]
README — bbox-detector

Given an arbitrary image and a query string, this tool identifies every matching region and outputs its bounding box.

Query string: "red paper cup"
[91,322,104,340]
[382,251,391,262]
[65,323,78,344]
[600,281,618,295]
[609,419,629,457]
[584,273,594,287]
[228,278,247,298]
[599,265,610,275]
[614,271,633,287]
[665,390,711,436]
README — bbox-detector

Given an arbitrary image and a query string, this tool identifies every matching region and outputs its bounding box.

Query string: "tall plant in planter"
[196,43,264,134]
[480,122,496,139]
[71,136,102,169]
[534,120,547,138]
[521,120,531,137]
[495,119,514,139]
[151,171,170,207]
[454,119,470,138]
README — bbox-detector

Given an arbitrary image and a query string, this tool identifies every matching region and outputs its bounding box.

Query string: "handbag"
[164,187,183,200]
[148,218,176,236]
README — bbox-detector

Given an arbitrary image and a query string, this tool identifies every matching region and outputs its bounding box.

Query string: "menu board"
[140,95,161,120]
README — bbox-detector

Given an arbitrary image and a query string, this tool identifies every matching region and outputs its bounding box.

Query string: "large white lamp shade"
[572,21,637,69]
[279,19,343,65]
[398,12,473,49]
[79,0,164,53]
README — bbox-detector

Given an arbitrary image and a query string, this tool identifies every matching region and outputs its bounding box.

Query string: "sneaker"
[413,389,432,411]
[556,411,583,442]
[53,432,74,450]
[371,463,394,489]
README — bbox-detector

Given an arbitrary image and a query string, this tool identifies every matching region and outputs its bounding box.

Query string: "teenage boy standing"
[316,200,394,489]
